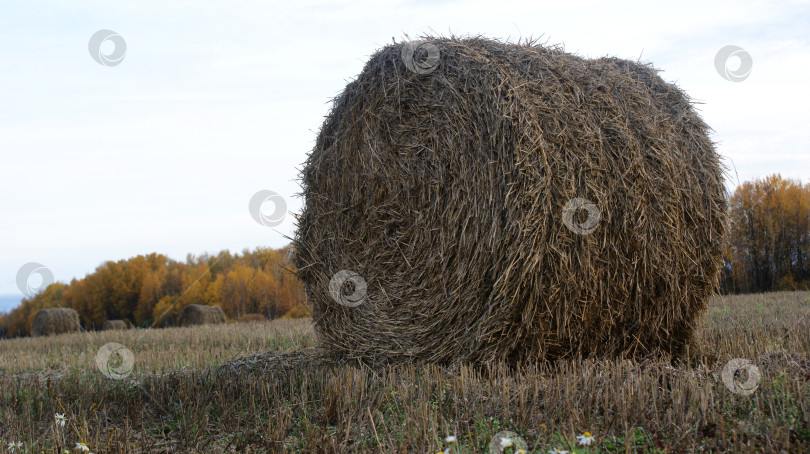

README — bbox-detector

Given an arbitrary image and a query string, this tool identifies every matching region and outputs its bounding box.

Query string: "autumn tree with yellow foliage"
[722,175,810,293]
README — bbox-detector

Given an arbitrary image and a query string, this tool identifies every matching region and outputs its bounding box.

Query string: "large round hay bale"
[177,304,226,327]
[31,308,82,337]
[293,37,727,365]
[102,320,128,331]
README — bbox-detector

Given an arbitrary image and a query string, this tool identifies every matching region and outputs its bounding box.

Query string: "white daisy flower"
[500,437,514,449]
[55,413,67,427]
[576,431,595,446]
[7,442,23,453]
[445,435,457,443]
[75,442,90,452]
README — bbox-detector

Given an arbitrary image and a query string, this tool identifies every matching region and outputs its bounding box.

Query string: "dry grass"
[0,318,314,374]
[1,292,808,453]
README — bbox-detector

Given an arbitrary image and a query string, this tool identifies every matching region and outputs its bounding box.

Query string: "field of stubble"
[1,292,808,453]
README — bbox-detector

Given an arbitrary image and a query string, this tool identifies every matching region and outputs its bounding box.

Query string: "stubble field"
[1,292,808,453]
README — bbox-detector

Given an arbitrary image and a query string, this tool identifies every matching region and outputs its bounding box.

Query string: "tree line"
[722,174,810,293]
[0,246,307,338]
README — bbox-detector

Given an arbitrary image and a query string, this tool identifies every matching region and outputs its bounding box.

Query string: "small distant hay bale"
[237,313,269,324]
[152,312,175,329]
[177,304,226,327]
[102,320,128,331]
[293,37,727,366]
[31,308,81,337]
[281,303,312,319]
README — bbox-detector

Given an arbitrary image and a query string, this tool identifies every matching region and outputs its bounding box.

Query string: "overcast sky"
[1,0,808,312]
